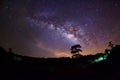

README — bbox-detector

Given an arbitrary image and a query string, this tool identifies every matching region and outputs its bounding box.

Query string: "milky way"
[0,0,120,57]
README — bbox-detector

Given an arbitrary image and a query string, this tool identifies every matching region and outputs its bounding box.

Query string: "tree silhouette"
[70,44,82,58]
[108,41,114,49]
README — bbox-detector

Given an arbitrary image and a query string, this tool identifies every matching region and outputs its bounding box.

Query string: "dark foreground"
[0,60,120,80]
[0,45,120,80]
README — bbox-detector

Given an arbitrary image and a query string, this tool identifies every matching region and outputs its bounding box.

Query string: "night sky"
[0,0,120,58]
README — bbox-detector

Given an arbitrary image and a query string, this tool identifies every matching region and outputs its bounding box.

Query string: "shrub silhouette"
[108,41,114,49]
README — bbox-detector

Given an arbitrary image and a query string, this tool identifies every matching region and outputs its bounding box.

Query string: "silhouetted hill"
[0,45,120,80]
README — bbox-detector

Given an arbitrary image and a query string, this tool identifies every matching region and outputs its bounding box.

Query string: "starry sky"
[0,0,120,58]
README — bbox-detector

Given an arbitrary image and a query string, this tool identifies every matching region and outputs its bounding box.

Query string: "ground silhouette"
[0,44,120,80]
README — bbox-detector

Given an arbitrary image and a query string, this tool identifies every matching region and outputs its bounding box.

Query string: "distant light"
[90,50,111,64]
[108,50,111,54]
[98,57,104,61]
[91,56,108,63]
[94,57,104,62]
